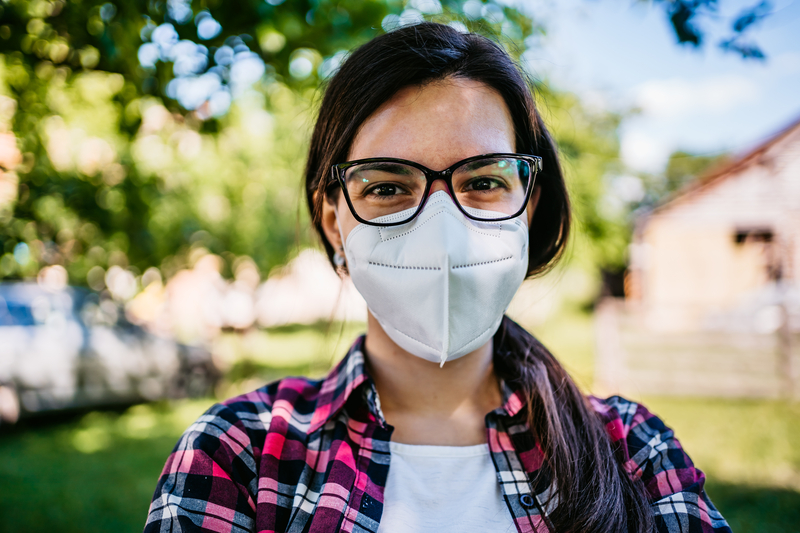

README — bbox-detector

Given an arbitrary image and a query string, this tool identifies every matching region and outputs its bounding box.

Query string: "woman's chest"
[253,417,551,533]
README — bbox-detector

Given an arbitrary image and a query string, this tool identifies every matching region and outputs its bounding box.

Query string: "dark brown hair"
[304,22,652,533]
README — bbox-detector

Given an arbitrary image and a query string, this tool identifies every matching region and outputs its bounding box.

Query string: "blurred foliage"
[647,0,772,59]
[0,0,552,287]
[0,0,757,291]
[535,85,630,272]
[662,150,729,195]
[635,150,730,211]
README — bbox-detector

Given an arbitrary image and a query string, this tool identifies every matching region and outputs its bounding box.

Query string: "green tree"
[535,85,629,273]
[0,0,757,292]
[663,150,729,193]
[0,0,538,285]
[633,150,730,211]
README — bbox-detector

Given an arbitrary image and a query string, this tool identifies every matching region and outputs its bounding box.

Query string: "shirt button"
[519,494,536,508]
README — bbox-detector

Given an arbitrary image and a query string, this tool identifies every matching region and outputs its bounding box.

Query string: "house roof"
[649,113,800,215]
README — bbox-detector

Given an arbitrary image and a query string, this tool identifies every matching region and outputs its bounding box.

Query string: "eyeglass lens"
[342,157,532,222]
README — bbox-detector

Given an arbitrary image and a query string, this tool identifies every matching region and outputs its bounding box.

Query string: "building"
[627,116,800,333]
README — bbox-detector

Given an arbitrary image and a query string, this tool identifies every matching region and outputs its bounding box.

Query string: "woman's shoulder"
[185,335,369,443]
[587,394,672,453]
[144,375,329,531]
[588,394,682,469]
[588,397,731,531]
[213,374,328,434]
[589,395,705,494]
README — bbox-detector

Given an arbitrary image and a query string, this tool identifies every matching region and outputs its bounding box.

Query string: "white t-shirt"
[377,442,517,532]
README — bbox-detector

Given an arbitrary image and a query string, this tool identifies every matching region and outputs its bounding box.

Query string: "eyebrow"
[457,158,509,173]
[347,162,417,176]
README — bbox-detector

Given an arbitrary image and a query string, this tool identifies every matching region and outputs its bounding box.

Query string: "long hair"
[304,22,653,533]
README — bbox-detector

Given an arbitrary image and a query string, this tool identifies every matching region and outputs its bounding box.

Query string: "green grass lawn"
[0,401,210,532]
[1,316,798,532]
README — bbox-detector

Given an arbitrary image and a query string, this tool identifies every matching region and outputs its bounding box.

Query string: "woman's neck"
[364,311,502,446]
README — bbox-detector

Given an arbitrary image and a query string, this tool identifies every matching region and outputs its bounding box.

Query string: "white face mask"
[342,191,529,366]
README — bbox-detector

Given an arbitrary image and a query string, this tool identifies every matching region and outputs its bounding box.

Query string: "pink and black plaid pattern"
[145,335,731,533]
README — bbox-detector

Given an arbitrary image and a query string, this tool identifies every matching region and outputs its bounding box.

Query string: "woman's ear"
[527,184,542,226]
[319,192,343,253]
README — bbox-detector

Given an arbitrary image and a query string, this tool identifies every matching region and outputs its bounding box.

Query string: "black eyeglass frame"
[328,153,542,227]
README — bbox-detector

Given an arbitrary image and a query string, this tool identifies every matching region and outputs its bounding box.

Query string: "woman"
[145,23,730,533]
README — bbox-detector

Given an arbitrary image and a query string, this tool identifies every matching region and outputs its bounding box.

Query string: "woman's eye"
[367,183,402,197]
[464,177,503,191]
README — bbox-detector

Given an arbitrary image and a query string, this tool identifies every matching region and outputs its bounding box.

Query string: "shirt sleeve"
[144,403,261,533]
[610,398,732,533]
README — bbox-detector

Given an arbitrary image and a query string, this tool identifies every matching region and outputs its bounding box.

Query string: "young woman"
[145,23,730,533]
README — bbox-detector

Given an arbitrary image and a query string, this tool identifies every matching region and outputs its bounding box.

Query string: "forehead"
[348,78,515,169]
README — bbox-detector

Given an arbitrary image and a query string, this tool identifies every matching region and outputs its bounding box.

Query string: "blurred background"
[0,0,798,531]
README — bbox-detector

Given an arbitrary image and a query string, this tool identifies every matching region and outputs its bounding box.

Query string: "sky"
[519,0,800,172]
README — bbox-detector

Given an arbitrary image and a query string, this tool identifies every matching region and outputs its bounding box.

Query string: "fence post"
[778,297,798,400]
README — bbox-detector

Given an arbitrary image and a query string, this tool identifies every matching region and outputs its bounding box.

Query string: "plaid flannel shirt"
[145,335,731,533]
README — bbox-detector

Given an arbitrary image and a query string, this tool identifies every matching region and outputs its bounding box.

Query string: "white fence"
[594,298,800,399]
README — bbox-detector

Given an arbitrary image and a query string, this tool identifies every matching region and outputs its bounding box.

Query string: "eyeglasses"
[328,153,541,227]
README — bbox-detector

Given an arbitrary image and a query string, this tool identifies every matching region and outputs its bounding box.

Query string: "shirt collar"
[308,335,374,433]
[308,334,526,433]
[497,378,527,418]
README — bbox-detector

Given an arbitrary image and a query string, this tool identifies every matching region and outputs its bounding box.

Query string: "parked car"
[0,282,219,425]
